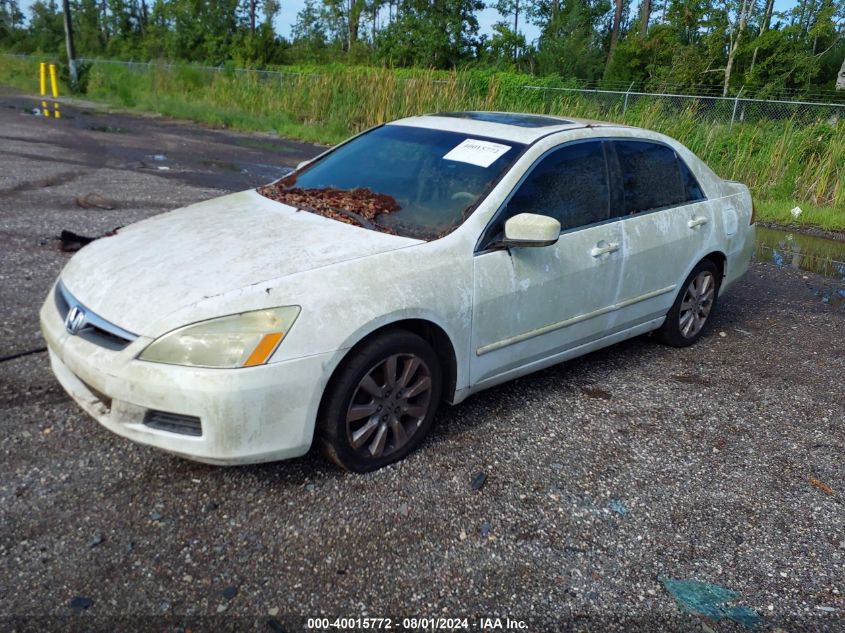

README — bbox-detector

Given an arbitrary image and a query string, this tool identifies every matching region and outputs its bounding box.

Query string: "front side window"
[258,125,524,241]
[498,140,610,234]
[613,140,687,214]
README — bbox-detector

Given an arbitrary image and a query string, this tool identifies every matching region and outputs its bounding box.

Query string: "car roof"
[388,111,633,144]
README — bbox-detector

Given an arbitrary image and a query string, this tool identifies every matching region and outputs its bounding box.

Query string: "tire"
[317,330,443,472]
[657,259,721,347]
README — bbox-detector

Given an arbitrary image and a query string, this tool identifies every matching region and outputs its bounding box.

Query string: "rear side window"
[504,141,610,232]
[679,158,705,202]
[613,140,686,213]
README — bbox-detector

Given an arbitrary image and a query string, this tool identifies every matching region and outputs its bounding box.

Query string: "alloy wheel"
[678,270,716,338]
[345,353,433,459]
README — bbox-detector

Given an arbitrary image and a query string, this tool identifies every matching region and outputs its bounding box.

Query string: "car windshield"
[258,125,525,240]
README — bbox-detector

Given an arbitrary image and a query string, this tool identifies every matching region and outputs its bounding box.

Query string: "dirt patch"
[0,170,88,195]
[671,374,711,386]
[580,386,613,400]
[76,192,117,210]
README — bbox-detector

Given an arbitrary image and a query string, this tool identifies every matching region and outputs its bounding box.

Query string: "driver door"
[470,140,625,387]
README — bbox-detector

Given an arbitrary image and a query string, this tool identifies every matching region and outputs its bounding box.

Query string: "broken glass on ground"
[608,499,627,516]
[660,577,763,630]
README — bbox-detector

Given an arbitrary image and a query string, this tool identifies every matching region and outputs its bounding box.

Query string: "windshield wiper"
[325,206,376,230]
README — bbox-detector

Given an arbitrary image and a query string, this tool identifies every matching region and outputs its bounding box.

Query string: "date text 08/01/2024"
[305,617,528,630]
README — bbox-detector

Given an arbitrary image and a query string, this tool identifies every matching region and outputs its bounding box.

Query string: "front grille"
[55,280,138,351]
[79,327,134,351]
[55,283,70,316]
[143,410,203,437]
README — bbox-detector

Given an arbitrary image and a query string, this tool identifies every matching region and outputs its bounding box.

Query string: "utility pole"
[61,0,78,90]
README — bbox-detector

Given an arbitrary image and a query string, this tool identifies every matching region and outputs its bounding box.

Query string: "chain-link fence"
[81,56,845,126]
[5,53,845,128]
[523,84,845,127]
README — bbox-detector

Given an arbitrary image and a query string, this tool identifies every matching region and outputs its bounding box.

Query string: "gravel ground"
[1,89,844,633]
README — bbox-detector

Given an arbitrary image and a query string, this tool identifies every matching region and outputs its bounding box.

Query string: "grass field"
[2,55,843,230]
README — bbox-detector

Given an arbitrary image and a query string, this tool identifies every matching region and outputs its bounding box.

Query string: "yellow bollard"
[49,64,61,119]
[39,62,50,117]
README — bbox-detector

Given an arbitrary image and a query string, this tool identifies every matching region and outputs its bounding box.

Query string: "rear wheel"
[657,259,720,347]
[317,330,442,472]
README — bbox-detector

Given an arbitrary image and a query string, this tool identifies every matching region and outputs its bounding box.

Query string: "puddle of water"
[756,226,845,308]
[233,138,301,153]
[201,159,244,172]
[88,124,130,134]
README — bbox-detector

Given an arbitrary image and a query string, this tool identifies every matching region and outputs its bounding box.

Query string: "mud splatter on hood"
[59,189,421,335]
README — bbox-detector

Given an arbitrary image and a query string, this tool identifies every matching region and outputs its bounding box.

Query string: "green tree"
[290,0,335,61]
[494,0,523,58]
[0,0,25,44]
[148,0,242,62]
[25,0,65,54]
[486,21,527,63]
[71,0,108,54]
[529,0,611,79]
[375,0,484,68]
[322,0,368,49]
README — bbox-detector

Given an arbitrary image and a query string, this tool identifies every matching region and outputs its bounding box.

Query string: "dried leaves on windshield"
[258,183,400,230]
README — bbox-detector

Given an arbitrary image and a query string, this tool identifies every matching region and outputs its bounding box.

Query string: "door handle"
[688,216,709,229]
[590,241,620,257]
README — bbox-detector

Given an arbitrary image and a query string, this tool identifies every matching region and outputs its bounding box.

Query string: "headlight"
[138,306,300,368]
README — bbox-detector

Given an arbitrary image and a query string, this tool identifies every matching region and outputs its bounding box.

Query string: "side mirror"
[296,160,311,171]
[503,213,561,248]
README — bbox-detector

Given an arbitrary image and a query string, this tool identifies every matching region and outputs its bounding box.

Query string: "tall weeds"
[2,55,842,214]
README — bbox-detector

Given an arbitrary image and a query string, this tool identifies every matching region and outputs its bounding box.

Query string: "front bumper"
[40,285,335,465]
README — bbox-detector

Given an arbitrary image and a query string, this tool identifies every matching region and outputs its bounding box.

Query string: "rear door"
[608,140,713,331]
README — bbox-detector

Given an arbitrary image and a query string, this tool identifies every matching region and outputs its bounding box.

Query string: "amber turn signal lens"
[243,332,284,367]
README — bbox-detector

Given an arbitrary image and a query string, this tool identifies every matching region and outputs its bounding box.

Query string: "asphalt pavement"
[1,88,843,632]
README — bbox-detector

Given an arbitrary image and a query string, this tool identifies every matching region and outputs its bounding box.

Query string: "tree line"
[1,0,844,95]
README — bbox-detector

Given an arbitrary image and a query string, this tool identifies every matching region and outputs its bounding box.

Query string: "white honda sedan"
[41,112,755,471]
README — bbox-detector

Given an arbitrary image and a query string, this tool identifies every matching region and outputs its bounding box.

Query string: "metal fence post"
[623,81,635,114]
[730,86,744,130]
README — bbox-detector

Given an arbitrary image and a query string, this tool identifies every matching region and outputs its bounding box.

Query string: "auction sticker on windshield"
[443,139,512,168]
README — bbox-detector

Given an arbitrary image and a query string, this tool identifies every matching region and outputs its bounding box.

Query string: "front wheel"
[657,259,721,347]
[317,330,442,472]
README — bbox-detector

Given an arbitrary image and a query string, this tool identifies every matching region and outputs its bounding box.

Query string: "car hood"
[60,189,421,335]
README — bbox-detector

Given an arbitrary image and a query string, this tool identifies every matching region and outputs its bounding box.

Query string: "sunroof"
[436,111,572,128]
